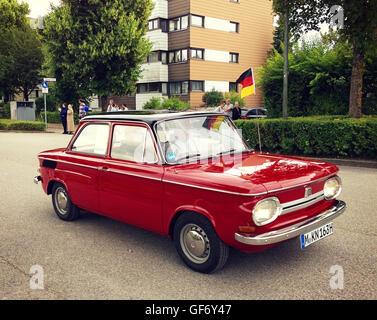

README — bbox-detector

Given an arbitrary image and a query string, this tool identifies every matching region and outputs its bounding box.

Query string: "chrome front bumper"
[235,200,346,246]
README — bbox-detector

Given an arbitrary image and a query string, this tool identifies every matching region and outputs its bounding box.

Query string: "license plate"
[300,222,334,248]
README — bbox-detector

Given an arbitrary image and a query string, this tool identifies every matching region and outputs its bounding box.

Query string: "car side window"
[111,125,158,164]
[248,109,258,116]
[71,124,109,156]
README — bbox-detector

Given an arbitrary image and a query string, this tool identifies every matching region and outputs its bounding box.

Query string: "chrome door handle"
[97,167,109,171]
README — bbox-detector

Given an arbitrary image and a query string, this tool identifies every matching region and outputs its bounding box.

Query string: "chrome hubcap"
[180,224,210,264]
[55,187,68,215]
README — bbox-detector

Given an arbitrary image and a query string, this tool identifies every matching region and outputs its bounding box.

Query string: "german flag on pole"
[236,68,256,98]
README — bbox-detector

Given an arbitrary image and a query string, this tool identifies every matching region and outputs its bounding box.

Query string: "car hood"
[165,152,338,195]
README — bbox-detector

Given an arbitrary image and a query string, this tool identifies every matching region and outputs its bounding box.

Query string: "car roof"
[82,110,228,126]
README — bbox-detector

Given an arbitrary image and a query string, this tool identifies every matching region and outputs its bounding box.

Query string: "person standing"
[67,104,75,134]
[231,101,242,120]
[121,103,128,111]
[224,99,233,112]
[59,103,68,134]
[78,99,87,119]
[107,99,118,112]
[214,100,226,113]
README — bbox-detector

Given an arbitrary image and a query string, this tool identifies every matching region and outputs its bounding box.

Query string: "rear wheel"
[173,213,229,273]
[51,183,80,221]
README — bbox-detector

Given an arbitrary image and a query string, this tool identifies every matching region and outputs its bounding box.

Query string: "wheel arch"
[47,179,67,195]
[167,207,216,240]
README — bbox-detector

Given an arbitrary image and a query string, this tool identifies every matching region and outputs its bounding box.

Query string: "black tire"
[173,213,229,274]
[51,182,80,221]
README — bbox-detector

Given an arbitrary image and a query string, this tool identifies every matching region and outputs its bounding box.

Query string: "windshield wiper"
[216,149,237,156]
[175,153,201,163]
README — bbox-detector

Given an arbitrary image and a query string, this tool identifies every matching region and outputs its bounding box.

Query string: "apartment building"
[110,0,274,109]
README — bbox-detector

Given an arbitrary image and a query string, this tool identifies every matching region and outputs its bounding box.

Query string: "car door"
[62,122,110,213]
[98,122,164,233]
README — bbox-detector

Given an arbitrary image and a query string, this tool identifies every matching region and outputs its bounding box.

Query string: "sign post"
[41,81,49,130]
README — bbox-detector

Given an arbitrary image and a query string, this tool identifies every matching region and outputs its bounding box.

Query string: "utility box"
[10,101,36,121]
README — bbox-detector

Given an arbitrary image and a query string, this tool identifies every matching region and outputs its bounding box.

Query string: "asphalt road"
[0,131,376,300]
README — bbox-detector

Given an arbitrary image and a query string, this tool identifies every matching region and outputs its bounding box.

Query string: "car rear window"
[71,124,109,156]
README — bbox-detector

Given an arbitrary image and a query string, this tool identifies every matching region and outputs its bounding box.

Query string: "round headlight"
[252,197,282,226]
[323,176,342,200]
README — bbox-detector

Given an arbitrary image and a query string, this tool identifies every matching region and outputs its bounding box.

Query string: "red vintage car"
[34,111,346,273]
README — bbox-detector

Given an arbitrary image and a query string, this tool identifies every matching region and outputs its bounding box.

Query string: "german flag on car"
[236,68,256,98]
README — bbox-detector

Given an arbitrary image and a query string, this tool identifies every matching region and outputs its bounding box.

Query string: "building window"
[162,83,168,95]
[182,81,189,94]
[170,82,181,95]
[191,48,204,60]
[145,51,168,63]
[138,84,148,93]
[161,51,167,64]
[148,19,159,31]
[137,82,168,94]
[168,49,188,64]
[181,15,188,29]
[191,81,204,92]
[191,14,204,27]
[149,83,160,92]
[169,15,189,32]
[160,19,168,32]
[229,82,238,92]
[230,21,239,33]
[229,52,239,63]
[148,52,159,63]
[169,81,189,95]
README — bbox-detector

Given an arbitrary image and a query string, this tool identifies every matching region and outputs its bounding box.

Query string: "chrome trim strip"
[162,179,268,196]
[106,168,162,182]
[281,191,325,214]
[235,200,346,246]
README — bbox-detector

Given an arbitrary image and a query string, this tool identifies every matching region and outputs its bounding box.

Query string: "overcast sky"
[19,0,61,17]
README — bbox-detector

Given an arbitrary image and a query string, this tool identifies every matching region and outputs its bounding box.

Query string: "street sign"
[42,81,48,89]
[42,87,48,94]
[43,78,56,82]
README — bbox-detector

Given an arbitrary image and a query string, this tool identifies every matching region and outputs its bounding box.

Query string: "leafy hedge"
[0,119,45,131]
[234,116,377,159]
[143,96,190,110]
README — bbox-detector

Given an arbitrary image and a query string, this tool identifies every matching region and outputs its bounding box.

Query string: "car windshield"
[156,115,248,164]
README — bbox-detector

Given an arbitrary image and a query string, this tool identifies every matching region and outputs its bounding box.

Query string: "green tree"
[8,28,43,101]
[272,0,326,118]
[0,0,29,30]
[320,1,377,118]
[272,0,377,118]
[0,0,32,100]
[43,0,153,108]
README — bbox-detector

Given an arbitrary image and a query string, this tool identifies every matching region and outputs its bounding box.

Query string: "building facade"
[110,0,274,110]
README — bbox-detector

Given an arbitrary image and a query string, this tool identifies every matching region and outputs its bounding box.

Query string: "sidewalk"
[46,123,78,134]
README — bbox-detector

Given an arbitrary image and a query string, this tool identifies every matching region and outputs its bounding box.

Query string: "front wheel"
[173,213,229,273]
[51,182,80,221]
